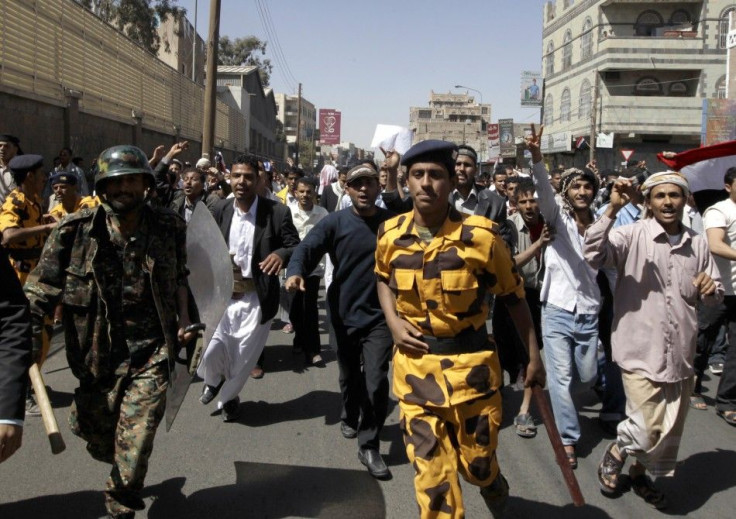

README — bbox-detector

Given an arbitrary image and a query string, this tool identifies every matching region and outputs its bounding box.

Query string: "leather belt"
[423,326,492,355]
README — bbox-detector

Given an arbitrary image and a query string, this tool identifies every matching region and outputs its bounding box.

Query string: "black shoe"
[358,448,390,479]
[480,472,509,519]
[199,384,220,405]
[340,421,357,439]
[222,398,241,422]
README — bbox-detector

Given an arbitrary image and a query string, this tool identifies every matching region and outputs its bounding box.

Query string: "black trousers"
[289,275,321,357]
[698,296,736,411]
[334,320,392,450]
[493,288,542,380]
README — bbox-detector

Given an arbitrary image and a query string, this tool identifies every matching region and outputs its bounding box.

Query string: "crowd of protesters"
[1,125,735,518]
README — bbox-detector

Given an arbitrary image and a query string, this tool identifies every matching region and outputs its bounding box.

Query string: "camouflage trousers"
[399,391,502,519]
[69,358,168,517]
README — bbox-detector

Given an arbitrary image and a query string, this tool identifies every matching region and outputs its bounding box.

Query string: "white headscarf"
[319,165,338,195]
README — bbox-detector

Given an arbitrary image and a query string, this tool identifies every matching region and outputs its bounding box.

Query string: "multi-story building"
[541,0,733,169]
[274,92,317,164]
[156,14,206,85]
[217,66,280,160]
[409,91,491,162]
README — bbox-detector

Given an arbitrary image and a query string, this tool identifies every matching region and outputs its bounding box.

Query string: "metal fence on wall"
[0,0,246,151]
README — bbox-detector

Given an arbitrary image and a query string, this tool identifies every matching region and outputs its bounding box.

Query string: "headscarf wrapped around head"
[319,164,338,195]
[640,170,690,198]
[559,167,599,213]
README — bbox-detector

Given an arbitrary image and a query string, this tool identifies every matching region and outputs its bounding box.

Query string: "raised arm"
[525,125,560,226]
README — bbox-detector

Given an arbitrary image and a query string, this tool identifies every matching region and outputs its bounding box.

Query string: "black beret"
[8,154,43,173]
[400,140,458,176]
[49,172,78,186]
[0,134,20,146]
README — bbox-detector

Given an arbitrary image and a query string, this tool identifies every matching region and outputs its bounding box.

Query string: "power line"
[253,0,295,93]
[260,0,299,87]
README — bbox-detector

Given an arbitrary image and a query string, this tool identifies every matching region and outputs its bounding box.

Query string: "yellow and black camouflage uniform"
[24,202,189,518]
[375,207,525,518]
[0,188,47,285]
[48,195,100,221]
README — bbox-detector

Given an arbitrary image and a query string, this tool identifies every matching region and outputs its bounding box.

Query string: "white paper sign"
[596,132,614,149]
[371,124,413,155]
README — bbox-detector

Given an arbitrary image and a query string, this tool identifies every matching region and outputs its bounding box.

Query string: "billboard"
[521,71,543,107]
[499,119,516,158]
[487,123,500,159]
[701,99,736,146]
[319,109,341,145]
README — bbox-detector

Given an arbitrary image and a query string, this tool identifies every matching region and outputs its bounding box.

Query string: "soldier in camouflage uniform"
[375,140,546,518]
[24,145,197,519]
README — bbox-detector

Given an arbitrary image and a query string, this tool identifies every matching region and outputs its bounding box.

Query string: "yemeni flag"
[657,140,734,211]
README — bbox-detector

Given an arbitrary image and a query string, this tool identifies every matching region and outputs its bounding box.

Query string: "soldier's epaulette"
[462,214,499,233]
[150,205,185,224]
[380,213,409,235]
[58,206,96,227]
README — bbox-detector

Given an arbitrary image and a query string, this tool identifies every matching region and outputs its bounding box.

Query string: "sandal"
[717,409,736,426]
[564,445,578,470]
[689,394,707,410]
[514,413,537,438]
[598,442,624,495]
[630,471,668,509]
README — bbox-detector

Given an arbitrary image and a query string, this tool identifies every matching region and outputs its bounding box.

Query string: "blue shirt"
[596,202,642,228]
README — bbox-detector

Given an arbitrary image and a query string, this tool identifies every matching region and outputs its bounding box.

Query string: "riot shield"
[165,201,232,431]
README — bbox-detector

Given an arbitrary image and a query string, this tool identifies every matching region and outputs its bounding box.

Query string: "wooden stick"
[532,386,585,507]
[28,363,66,455]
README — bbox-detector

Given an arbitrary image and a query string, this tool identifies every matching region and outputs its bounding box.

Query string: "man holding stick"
[584,171,722,508]
[24,145,197,518]
[375,140,545,518]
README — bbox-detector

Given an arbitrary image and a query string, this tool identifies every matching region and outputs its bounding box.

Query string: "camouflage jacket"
[24,203,190,385]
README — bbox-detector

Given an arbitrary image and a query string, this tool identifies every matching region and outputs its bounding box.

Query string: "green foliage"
[218,35,273,86]
[76,0,185,54]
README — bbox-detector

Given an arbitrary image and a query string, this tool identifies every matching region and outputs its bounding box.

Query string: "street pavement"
[1,305,735,518]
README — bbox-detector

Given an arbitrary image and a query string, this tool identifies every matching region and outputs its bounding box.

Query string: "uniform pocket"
[394,269,422,316]
[63,265,94,307]
[440,269,479,312]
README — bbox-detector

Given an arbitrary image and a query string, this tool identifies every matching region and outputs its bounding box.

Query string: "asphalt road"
[1,310,735,518]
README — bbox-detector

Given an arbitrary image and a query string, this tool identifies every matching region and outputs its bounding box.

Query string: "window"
[544,94,554,126]
[581,18,593,59]
[560,88,571,122]
[578,80,592,120]
[562,30,573,70]
[716,75,727,99]
[669,10,692,27]
[635,10,663,36]
[669,82,688,96]
[418,109,432,119]
[720,7,736,49]
[634,77,661,96]
[546,41,555,76]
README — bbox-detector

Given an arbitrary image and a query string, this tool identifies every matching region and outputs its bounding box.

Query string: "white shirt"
[531,161,601,314]
[450,185,479,215]
[703,198,736,295]
[229,197,259,279]
[0,164,15,204]
[290,203,329,277]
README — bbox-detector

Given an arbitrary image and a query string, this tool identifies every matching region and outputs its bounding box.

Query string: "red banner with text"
[319,109,342,145]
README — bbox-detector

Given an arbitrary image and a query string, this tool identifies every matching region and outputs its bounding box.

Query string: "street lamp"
[455,85,485,160]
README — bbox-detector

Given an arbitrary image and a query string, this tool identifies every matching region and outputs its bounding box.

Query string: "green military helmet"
[95,145,154,192]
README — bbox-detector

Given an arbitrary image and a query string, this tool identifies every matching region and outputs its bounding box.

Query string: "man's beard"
[106,193,146,214]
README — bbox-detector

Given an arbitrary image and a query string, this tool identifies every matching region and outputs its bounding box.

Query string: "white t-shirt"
[703,198,736,295]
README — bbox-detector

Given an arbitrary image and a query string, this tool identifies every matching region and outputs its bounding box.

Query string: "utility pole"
[201,0,221,159]
[294,82,302,166]
[589,71,599,163]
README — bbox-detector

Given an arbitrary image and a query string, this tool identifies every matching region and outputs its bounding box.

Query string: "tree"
[76,0,185,54]
[218,35,273,86]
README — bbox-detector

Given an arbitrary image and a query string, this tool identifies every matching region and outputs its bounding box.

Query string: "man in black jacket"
[197,154,300,422]
[0,242,32,463]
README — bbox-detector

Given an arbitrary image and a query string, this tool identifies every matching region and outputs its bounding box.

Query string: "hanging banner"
[541,131,572,154]
[521,71,543,107]
[319,109,341,145]
[499,119,516,158]
[487,123,500,159]
[596,132,614,149]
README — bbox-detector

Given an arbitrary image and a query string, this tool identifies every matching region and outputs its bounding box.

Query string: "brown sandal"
[564,445,578,469]
[598,442,624,495]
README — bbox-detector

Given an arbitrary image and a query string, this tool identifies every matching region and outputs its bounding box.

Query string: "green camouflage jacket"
[24,203,189,385]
